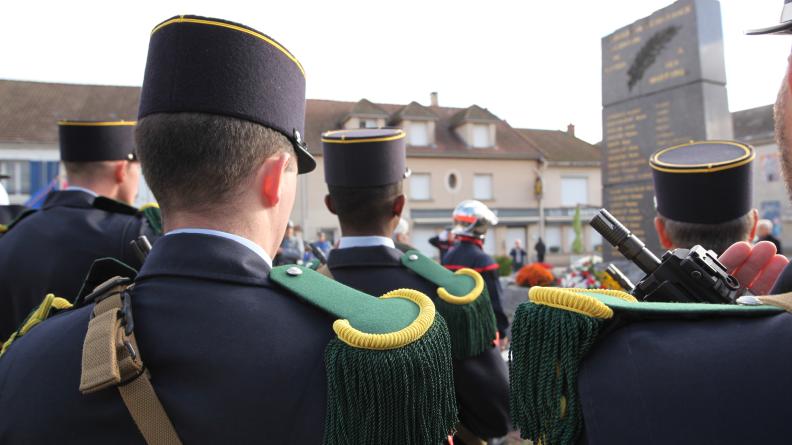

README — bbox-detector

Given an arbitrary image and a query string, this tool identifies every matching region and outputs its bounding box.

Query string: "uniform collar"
[64,186,99,197]
[42,189,95,210]
[458,236,484,249]
[328,244,403,269]
[166,228,273,268]
[137,232,272,286]
[337,236,395,250]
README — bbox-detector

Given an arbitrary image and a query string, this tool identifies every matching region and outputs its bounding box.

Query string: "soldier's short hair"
[327,182,403,232]
[659,211,755,254]
[136,113,294,213]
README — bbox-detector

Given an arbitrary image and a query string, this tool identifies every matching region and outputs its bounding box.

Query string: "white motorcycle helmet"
[451,200,498,240]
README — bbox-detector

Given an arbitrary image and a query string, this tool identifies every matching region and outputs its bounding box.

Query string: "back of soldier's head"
[650,140,756,253]
[133,16,315,214]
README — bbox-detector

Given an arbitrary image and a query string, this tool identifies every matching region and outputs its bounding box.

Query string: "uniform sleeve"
[452,347,511,439]
[771,262,792,294]
[483,268,509,338]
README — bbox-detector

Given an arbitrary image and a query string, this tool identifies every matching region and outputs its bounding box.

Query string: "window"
[407,121,430,146]
[445,171,460,192]
[472,124,491,148]
[0,160,32,195]
[545,226,562,253]
[561,176,588,207]
[359,119,378,129]
[473,174,493,200]
[763,153,781,182]
[410,173,431,201]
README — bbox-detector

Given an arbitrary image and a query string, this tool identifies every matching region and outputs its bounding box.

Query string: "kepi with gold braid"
[58,120,136,162]
[138,15,315,174]
[269,265,458,445]
[322,128,411,187]
[650,140,754,224]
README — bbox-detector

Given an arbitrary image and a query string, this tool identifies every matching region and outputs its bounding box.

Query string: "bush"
[494,255,513,277]
[515,263,556,287]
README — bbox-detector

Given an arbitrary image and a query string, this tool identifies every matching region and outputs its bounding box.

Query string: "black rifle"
[590,209,742,304]
[130,236,153,263]
[309,242,328,265]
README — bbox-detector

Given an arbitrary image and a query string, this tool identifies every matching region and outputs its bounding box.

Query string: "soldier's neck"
[164,209,280,258]
[67,179,119,201]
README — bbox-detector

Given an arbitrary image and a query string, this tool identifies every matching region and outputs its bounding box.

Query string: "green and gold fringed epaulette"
[509,287,785,445]
[400,249,497,359]
[139,202,163,235]
[269,265,458,445]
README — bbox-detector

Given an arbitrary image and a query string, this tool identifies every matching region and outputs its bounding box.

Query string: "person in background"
[313,231,332,258]
[429,226,456,261]
[443,200,510,344]
[510,239,527,273]
[0,174,27,226]
[393,217,415,252]
[534,236,546,263]
[757,219,783,255]
[275,221,303,265]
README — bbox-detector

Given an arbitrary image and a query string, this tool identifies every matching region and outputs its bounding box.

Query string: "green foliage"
[571,206,584,255]
[495,255,513,276]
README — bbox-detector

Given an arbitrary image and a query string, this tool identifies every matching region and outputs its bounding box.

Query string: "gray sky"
[0,0,789,143]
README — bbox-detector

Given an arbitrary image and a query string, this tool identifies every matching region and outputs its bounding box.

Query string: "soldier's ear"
[113,161,127,184]
[259,152,290,207]
[325,194,337,215]
[392,194,405,216]
[654,216,673,249]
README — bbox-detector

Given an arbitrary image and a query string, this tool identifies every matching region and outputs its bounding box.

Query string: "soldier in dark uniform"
[0,120,160,339]
[322,128,510,444]
[0,16,457,444]
[443,200,510,341]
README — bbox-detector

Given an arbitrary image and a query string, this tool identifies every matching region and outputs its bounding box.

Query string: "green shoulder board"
[509,287,784,445]
[92,198,163,235]
[270,265,457,445]
[400,249,497,359]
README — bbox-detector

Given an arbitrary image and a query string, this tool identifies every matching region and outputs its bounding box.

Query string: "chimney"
[430,92,439,107]
[567,123,575,137]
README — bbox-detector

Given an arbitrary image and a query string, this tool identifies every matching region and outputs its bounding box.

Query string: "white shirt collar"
[338,235,395,250]
[65,186,98,197]
[166,228,273,268]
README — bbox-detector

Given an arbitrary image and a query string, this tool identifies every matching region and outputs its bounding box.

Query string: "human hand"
[719,241,789,295]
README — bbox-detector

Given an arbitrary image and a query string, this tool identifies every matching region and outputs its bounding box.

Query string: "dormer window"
[407,121,430,146]
[359,119,378,129]
[472,124,492,148]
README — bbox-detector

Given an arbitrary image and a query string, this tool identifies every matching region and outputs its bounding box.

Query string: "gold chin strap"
[79,277,182,445]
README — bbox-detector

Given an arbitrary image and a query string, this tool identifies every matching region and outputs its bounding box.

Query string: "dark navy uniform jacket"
[328,244,511,440]
[0,233,334,444]
[442,239,510,338]
[577,312,792,444]
[0,190,159,339]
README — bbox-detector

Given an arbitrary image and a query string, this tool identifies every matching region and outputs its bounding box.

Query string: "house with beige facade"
[0,80,603,263]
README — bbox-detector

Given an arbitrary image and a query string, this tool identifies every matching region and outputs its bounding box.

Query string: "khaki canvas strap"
[79,279,182,445]
[317,264,334,279]
[758,292,792,313]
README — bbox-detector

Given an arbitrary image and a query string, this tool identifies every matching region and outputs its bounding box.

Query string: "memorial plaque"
[601,0,733,260]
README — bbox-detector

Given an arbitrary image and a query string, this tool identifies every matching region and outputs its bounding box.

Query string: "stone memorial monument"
[601,0,733,260]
